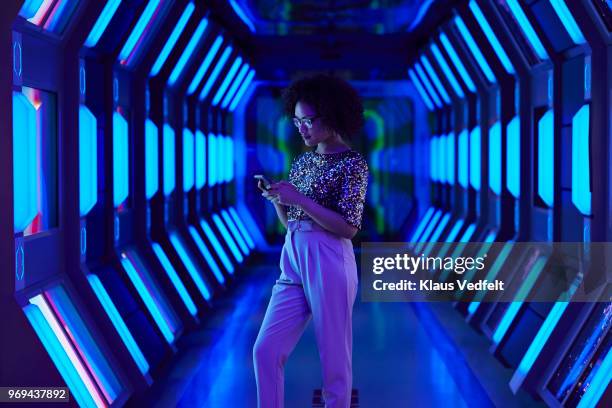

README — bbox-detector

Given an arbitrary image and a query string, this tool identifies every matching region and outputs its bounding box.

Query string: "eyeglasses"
[292,116,320,129]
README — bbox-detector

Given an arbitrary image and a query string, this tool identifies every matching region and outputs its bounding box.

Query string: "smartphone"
[254,174,272,190]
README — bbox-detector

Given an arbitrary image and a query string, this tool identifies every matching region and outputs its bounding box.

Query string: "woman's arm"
[259,181,288,228]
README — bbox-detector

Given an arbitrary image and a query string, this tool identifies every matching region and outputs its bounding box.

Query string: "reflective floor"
[130,255,541,408]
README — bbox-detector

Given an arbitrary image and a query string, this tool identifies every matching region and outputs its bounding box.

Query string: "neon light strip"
[408,68,434,110]
[469,0,514,74]
[28,0,53,25]
[145,119,159,200]
[409,207,435,242]
[447,132,455,184]
[538,110,554,207]
[468,242,513,313]
[454,15,496,83]
[489,121,501,195]
[458,129,468,188]
[23,303,101,408]
[414,63,442,108]
[439,33,476,93]
[422,213,451,257]
[208,134,216,186]
[470,126,481,191]
[229,69,255,111]
[229,0,255,32]
[212,57,243,106]
[229,207,255,249]
[440,223,477,282]
[151,243,197,316]
[434,219,465,260]
[575,344,612,407]
[504,0,548,60]
[150,2,195,76]
[29,295,106,408]
[119,255,175,344]
[431,43,464,98]
[510,302,568,391]
[221,209,249,255]
[221,64,249,109]
[169,232,212,301]
[118,0,161,64]
[421,55,451,104]
[195,130,206,189]
[168,18,208,86]
[79,105,98,216]
[187,225,226,283]
[492,257,547,344]
[113,112,129,207]
[19,0,44,19]
[163,124,175,196]
[87,274,149,375]
[199,220,234,275]
[199,46,233,101]
[549,0,585,45]
[506,116,520,198]
[414,210,442,254]
[85,0,122,48]
[212,213,243,263]
[183,128,195,191]
[187,35,224,95]
[455,232,496,296]
[572,105,591,215]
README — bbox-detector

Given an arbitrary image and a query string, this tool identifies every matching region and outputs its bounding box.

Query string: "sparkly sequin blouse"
[287,149,369,229]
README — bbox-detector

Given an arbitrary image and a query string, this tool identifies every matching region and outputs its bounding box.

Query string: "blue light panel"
[439,33,476,93]
[447,132,455,185]
[229,0,255,32]
[221,209,249,255]
[87,274,149,374]
[168,18,208,86]
[489,121,501,195]
[227,137,235,181]
[145,119,159,200]
[421,55,451,104]
[187,35,224,95]
[469,126,481,191]
[208,133,216,186]
[538,110,554,207]
[13,92,37,232]
[576,348,612,408]
[414,210,442,254]
[572,105,591,215]
[229,69,256,111]
[151,243,198,316]
[163,124,175,196]
[423,213,451,256]
[195,130,206,189]
[200,220,234,275]
[183,128,195,192]
[468,242,514,314]
[549,0,586,45]
[409,207,435,242]
[431,43,464,98]
[118,0,161,64]
[454,15,496,83]
[469,0,515,74]
[113,112,129,207]
[458,129,469,188]
[459,223,476,242]
[187,226,226,284]
[79,105,98,216]
[510,302,568,392]
[212,213,243,263]
[199,46,233,101]
[446,219,465,242]
[408,68,434,110]
[504,0,548,60]
[84,0,122,48]
[18,0,43,19]
[506,116,520,198]
[169,232,211,301]
[221,64,249,109]
[438,135,446,183]
[414,63,442,108]
[150,2,195,76]
[229,207,255,249]
[212,57,243,106]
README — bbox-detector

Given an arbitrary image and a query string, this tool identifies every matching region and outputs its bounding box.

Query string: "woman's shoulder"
[344,150,369,171]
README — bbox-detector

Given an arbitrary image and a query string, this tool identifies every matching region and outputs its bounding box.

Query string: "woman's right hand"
[258,180,280,204]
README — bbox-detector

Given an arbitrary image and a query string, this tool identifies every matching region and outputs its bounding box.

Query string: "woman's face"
[294,100,332,147]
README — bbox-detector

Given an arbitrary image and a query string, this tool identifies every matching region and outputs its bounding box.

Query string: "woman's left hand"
[267,181,306,207]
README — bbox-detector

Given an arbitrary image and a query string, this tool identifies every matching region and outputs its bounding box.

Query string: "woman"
[253,74,369,408]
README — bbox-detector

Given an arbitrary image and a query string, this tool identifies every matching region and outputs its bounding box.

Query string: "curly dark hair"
[282,74,364,139]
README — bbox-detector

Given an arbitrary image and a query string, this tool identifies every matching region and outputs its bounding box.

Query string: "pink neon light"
[44,292,114,404]
[125,251,178,333]
[30,294,107,408]
[28,0,56,26]
[22,89,43,236]
[43,0,63,30]
[124,1,165,66]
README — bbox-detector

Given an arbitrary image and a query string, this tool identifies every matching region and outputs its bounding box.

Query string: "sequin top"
[287,149,369,229]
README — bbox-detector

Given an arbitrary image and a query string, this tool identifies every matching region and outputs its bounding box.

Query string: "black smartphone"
[254,174,272,190]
